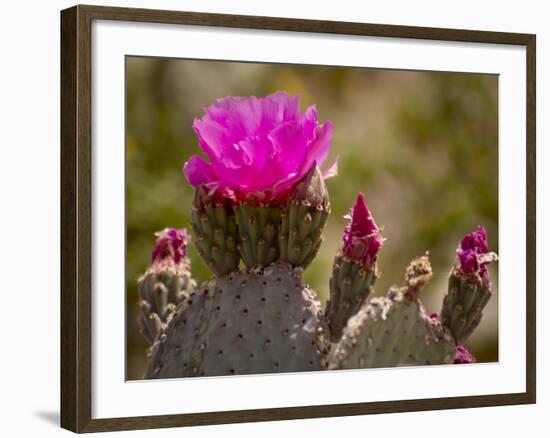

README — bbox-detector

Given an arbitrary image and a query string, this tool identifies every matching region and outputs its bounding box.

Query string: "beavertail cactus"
[138,92,497,378]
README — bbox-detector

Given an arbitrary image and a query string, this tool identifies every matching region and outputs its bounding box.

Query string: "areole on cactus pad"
[136,92,498,378]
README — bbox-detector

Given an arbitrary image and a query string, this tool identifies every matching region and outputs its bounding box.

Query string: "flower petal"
[258,91,300,131]
[268,120,308,179]
[322,155,339,180]
[303,121,333,173]
[183,155,216,187]
[192,117,227,160]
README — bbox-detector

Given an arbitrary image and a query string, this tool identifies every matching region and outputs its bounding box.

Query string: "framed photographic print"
[60,4,536,433]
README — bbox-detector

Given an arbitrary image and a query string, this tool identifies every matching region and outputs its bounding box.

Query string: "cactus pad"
[235,204,281,268]
[191,187,241,276]
[145,262,330,378]
[441,271,493,344]
[325,255,376,342]
[137,268,195,345]
[279,166,330,268]
[328,257,456,369]
[328,287,456,369]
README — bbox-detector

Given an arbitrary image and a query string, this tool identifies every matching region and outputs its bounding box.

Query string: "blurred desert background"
[126,57,498,380]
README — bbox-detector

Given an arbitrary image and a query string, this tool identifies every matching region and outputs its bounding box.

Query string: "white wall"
[0,0,546,436]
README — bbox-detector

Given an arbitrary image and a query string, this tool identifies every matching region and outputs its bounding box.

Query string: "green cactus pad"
[441,271,493,344]
[328,287,456,369]
[279,165,330,268]
[325,255,376,342]
[191,188,240,276]
[329,257,456,369]
[145,262,329,378]
[137,267,195,345]
[235,204,281,268]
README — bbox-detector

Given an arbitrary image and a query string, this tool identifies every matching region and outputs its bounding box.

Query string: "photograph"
[0,0,542,434]
[125,57,499,380]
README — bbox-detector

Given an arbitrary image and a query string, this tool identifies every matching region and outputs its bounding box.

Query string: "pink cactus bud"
[151,228,190,266]
[457,225,497,282]
[342,193,384,268]
[183,92,335,204]
[454,345,476,364]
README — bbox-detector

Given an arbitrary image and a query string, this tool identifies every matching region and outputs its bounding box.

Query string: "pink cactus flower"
[453,345,476,364]
[457,225,497,280]
[342,193,384,268]
[183,92,336,203]
[151,228,190,266]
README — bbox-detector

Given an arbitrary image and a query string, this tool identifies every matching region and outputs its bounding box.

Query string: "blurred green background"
[126,57,499,380]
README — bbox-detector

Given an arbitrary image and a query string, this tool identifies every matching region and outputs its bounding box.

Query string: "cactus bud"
[454,345,476,364]
[150,227,190,272]
[138,228,196,345]
[456,225,497,286]
[234,202,281,268]
[279,164,331,268]
[441,226,498,344]
[325,193,384,341]
[342,193,384,268]
[191,185,241,276]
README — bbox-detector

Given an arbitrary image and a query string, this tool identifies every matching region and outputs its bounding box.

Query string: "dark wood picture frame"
[60,4,536,433]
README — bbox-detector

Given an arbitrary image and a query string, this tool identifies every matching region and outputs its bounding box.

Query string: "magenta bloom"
[342,193,384,268]
[183,92,335,203]
[457,226,496,279]
[151,228,190,266]
[453,345,476,364]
